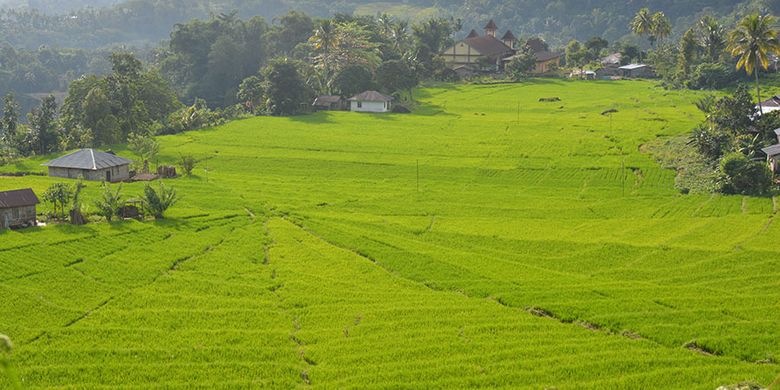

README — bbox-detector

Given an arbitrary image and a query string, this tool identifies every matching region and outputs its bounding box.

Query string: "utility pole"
[622,157,626,197]
[416,160,420,193]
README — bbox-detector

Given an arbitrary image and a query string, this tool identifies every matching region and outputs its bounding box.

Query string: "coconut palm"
[377,13,394,36]
[391,21,410,52]
[728,14,780,114]
[650,12,672,44]
[631,8,654,46]
[698,16,726,62]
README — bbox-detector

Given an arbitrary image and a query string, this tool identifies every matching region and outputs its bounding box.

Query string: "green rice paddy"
[1,80,779,388]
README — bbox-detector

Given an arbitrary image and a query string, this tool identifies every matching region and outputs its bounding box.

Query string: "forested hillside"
[0,0,776,49]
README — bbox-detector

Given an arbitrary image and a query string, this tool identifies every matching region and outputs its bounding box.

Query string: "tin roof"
[762,144,780,157]
[619,63,649,70]
[42,149,133,170]
[313,95,342,106]
[0,188,39,208]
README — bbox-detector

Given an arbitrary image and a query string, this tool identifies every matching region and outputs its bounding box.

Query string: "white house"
[349,91,394,113]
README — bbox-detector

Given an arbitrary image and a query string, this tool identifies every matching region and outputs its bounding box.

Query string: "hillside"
[0,0,774,49]
[1,81,779,388]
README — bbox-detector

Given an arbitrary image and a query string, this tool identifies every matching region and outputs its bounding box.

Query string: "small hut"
[348,91,394,113]
[762,144,780,175]
[313,96,344,111]
[0,188,39,229]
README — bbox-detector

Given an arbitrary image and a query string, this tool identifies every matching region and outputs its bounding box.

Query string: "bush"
[719,153,773,195]
[179,155,197,176]
[94,183,123,222]
[142,182,178,220]
[691,124,730,161]
[686,63,733,90]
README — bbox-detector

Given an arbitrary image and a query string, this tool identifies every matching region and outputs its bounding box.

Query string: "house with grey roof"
[43,149,132,182]
[0,188,39,229]
[349,91,394,113]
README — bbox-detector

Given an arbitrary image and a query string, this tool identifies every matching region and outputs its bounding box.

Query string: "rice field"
[1,79,779,388]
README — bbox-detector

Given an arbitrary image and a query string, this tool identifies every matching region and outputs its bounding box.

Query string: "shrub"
[719,153,773,195]
[691,124,730,162]
[686,63,733,90]
[94,183,123,222]
[142,182,178,220]
[179,155,197,176]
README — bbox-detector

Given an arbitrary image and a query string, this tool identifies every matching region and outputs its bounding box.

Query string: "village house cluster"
[438,20,655,80]
[1,149,136,230]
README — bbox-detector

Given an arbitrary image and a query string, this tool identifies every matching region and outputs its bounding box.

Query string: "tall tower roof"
[501,30,516,41]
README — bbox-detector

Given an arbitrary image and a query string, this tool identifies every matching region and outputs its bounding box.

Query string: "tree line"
[0,10,459,160]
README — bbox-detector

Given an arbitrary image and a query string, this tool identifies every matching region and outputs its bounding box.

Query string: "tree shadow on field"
[287,112,337,125]
[414,88,463,117]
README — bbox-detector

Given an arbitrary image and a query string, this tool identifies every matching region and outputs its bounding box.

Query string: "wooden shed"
[0,188,40,229]
[762,144,780,175]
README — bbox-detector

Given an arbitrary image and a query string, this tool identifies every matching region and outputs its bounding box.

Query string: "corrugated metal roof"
[313,96,342,106]
[762,144,780,157]
[349,91,394,102]
[0,188,39,208]
[42,149,132,170]
[759,96,780,108]
[619,64,649,70]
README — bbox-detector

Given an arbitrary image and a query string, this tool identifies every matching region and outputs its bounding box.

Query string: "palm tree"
[650,12,672,44]
[631,8,654,46]
[377,13,394,36]
[698,16,726,62]
[391,21,409,52]
[728,14,780,115]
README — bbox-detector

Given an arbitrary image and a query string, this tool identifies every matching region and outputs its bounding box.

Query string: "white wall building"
[349,91,394,113]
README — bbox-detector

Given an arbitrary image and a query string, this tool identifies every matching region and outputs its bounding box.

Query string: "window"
[13,208,19,219]
[357,102,362,108]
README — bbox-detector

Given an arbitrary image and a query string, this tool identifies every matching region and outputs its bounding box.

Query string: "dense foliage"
[689,85,776,195]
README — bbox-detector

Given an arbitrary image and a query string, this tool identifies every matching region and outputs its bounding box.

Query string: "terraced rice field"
[1,80,779,388]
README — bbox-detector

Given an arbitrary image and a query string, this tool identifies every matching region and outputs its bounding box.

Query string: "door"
[106,170,111,182]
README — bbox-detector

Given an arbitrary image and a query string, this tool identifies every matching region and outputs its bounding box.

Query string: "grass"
[1,79,779,388]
